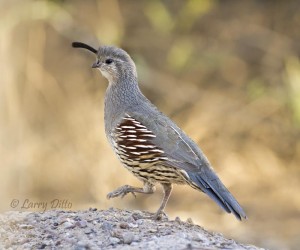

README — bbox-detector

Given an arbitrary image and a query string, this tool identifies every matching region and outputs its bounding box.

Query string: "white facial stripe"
[99,69,114,83]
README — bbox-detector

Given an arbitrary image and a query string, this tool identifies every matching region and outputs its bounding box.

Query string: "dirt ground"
[0,208,264,250]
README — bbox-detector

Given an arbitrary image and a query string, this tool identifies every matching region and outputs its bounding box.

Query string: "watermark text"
[10,199,72,212]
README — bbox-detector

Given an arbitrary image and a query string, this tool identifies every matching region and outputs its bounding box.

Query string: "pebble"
[37,243,47,249]
[175,216,181,222]
[137,219,146,225]
[77,240,88,247]
[122,232,135,244]
[18,237,29,244]
[190,232,207,243]
[131,212,144,220]
[178,232,187,239]
[102,221,113,231]
[186,218,194,224]
[111,229,122,238]
[109,237,120,245]
[63,221,75,229]
[128,223,138,228]
[19,224,34,229]
[89,207,97,211]
[76,220,87,228]
[119,222,129,229]
[92,220,98,225]
[22,243,31,249]
[133,235,140,242]
[162,229,172,235]
[46,234,53,239]
[186,243,193,249]
[84,228,93,234]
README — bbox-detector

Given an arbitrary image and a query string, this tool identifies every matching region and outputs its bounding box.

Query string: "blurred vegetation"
[0,0,300,249]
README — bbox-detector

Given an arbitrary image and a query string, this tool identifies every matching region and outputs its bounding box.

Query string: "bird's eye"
[105,59,113,64]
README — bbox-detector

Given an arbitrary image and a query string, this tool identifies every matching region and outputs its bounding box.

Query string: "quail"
[72,41,247,220]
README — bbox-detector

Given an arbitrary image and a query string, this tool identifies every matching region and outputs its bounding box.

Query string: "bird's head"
[72,42,137,84]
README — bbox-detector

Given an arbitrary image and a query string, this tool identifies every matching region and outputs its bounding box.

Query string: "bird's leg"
[152,183,172,220]
[107,181,155,199]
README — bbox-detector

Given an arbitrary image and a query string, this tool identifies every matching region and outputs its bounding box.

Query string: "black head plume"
[72,42,97,54]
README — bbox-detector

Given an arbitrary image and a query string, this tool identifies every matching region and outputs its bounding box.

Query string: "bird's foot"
[107,185,137,199]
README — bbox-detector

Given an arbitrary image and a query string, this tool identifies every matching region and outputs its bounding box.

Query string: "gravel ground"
[0,208,264,250]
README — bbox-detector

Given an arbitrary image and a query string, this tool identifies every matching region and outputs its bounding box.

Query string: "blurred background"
[1,0,300,249]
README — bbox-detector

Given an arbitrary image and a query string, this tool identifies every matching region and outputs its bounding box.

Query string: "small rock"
[122,232,135,244]
[84,228,93,234]
[40,216,48,221]
[119,222,129,229]
[178,232,187,239]
[19,224,34,229]
[186,243,193,249]
[164,229,173,235]
[109,237,120,245]
[76,219,87,228]
[74,216,81,221]
[186,218,194,224]
[102,221,113,231]
[23,243,31,249]
[137,219,145,225]
[37,243,47,249]
[133,235,140,242]
[88,233,96,239]
[124,215,136,224]
[128,223,138,228]
[18,237,29,244]
[77,240,88,247]
[190,232,207,243]
[63,221,75,229]
[175,217,182,223]
[111,229,122,238]
[46,234,53,239]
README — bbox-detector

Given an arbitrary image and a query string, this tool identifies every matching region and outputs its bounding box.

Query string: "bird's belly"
[121,160,187,185]
[112,143,188,184]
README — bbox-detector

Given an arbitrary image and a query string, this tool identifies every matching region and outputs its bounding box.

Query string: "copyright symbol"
[10,199,19,208]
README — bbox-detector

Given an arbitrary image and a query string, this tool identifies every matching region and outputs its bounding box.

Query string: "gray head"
[72,42,137,84]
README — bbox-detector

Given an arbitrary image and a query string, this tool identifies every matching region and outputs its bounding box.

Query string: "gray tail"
[188,169,247,220]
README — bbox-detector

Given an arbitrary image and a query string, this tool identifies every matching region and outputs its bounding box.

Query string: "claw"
[152,211,168,220]
[107,185,137,199]
[130,192,137,198]
[120,190,136,198]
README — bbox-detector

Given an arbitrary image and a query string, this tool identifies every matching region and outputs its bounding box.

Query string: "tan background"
[1,0,300,249]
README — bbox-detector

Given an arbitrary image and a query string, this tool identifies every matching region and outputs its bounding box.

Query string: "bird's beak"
[92,60,101,68]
